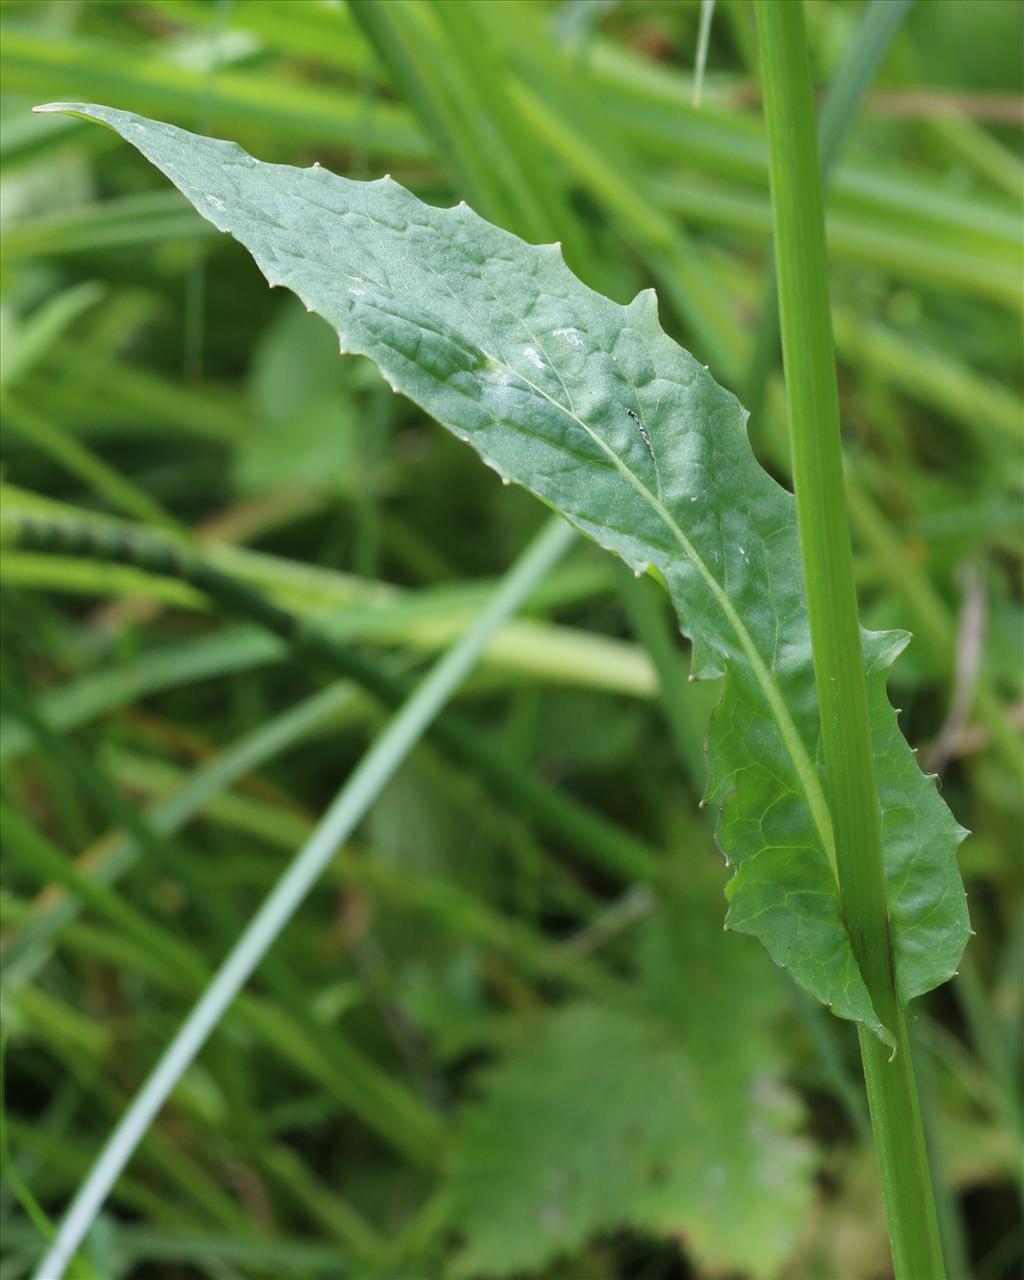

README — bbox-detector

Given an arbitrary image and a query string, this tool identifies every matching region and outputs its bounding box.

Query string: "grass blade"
[31,514,573,1280]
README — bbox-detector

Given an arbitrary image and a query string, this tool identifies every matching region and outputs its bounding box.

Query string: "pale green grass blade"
[692,0,715,109]
[144,0,374,77]
[0,283,105,389]
[31,515,573,1280]
[2,400,177,528]
[1,192,213,262]
[2,29,426,157]
[2,681,357,986]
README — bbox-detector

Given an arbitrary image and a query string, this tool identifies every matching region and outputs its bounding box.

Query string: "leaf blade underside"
[40,102,970,1040]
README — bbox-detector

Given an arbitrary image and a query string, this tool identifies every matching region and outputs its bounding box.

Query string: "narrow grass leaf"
[31,515,574,1280]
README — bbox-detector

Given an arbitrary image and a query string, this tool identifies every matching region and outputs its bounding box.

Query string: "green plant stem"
[743,0,911,421]
[31,514,574,1280]
[754,4,945,1277]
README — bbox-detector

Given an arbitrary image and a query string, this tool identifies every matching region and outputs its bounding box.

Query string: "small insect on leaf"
[627,407,662,497]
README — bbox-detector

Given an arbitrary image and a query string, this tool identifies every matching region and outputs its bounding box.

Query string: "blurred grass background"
[0,1,1021,1277]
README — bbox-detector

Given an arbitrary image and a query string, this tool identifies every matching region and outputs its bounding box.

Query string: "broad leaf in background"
[449,889,812,1277]
[39,104,969,1044]
[238,299,384,497]
[239,301,358,493]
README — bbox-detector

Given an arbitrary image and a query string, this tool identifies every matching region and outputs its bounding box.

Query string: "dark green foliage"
[1,2,1020,1278]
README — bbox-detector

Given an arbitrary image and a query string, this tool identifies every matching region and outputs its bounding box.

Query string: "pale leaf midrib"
[468,349,840,880]
[78,100,839,879]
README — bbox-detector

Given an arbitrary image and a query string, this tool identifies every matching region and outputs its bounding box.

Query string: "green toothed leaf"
[448,892,813,1277]
[38,102,969,1042]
